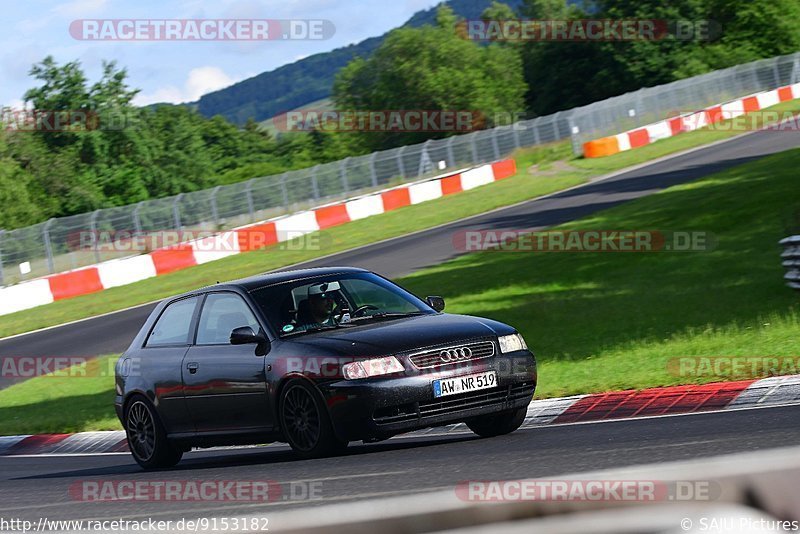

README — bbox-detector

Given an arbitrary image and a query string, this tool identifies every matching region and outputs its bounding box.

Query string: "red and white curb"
[583,83,800,157]
[2,375,799,457]
[0,160,517,317]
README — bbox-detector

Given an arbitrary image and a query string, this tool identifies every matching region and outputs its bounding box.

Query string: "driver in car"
[293,282,342,332]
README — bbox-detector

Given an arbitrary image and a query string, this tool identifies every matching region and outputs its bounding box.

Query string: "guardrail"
[780,235,800,290]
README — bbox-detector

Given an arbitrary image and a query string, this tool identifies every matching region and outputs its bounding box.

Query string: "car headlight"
[498,333,527,353]
[342,356,405,380]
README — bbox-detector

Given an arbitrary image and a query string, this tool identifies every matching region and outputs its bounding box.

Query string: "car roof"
[191,266,370,295]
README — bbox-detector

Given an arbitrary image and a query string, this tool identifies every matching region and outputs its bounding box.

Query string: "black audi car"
[115,267,536,468]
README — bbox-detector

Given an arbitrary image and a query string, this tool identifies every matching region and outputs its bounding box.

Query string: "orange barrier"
[48,268,103,301]
[150,245,197,275]
[314,204,350,230]
[741,97,760,113]
[583,136,620,158]
[236,222,278,252]
[381,188,411,211]
[491,159,517,180]
[440,174,463,195]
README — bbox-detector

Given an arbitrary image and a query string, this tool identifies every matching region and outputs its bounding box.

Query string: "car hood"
[283,313,515,357]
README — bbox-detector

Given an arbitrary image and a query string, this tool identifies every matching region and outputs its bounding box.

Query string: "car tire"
[279,379,348,459]
[466,405,527,438]
[124,396,183,469]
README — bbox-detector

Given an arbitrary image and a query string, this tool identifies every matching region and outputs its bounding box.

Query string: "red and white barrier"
[0,159,517,317]
[583,83,800,158]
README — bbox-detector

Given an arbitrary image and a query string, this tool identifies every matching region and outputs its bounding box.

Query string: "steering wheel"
[352,304,379,317]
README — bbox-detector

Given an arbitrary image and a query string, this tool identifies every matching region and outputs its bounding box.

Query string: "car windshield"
[249,272,435,337]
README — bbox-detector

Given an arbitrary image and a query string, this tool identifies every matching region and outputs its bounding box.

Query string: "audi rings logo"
[439,347,473,363]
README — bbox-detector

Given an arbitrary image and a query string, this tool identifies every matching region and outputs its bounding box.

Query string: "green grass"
[2,142,799,436]
[4,99,800,341]
[0,354,120,434]
[400,148,800,398]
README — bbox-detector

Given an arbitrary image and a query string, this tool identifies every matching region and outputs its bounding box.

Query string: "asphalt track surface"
[2,128,799,373]
[1,405,799,524]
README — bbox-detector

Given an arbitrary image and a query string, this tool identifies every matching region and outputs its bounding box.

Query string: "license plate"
[433,371,497,398]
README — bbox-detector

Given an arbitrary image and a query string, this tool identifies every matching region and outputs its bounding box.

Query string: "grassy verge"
[2,100,799,340]
[2,143,799,435]
[401,148,800,398]
[0,354,119,434]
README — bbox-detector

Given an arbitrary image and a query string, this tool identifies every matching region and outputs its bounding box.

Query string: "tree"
[333,5,527,151]
[518,0,800,116]
[482,0,518,22]
[0,133,41,229]
[24,56,88,111]
[519,0,569,18]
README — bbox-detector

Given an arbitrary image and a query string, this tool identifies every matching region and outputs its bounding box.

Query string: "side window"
[146,297,199,347]
[196,293,260,345]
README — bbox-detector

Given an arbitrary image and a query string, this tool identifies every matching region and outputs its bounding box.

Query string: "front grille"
[408,340,495,369]
[373,382,535,424]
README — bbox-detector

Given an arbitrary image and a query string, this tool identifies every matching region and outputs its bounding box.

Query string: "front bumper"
[321,350,536,441]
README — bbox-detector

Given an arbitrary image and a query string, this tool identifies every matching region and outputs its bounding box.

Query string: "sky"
[1,0,441,109]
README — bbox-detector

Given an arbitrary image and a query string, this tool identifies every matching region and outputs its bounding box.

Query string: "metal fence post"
[245,179,256,222]
[491,128,501,160]
[311,166,320,200]
[396,146,406,178]
[172,194,184,230]
[0,229,5,287]
[132,202,143,235]
[567,114,581,155]
[210,186,221,227]
[553,111,564,139]
[446,136,456,167]
[417,139,432,176]
[369,152,378,187]
[280,173,290,210]
[43,219,55,274]
[340,157,350,194]
[773,59,782,88]
[634,89,644,127]
[89,210,101,263]
[470,132,479,164]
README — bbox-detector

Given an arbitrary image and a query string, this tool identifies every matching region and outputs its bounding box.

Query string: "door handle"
[187,362,199,374]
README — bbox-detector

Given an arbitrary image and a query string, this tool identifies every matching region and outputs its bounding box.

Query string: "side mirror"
[426,296,445,312]
[230,326,266,345]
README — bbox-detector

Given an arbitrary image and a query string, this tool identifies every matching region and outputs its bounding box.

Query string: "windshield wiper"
[350,311,426,323]
[280,324,343,337]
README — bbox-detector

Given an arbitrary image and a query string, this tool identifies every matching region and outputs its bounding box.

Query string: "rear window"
[146,297,199,347]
